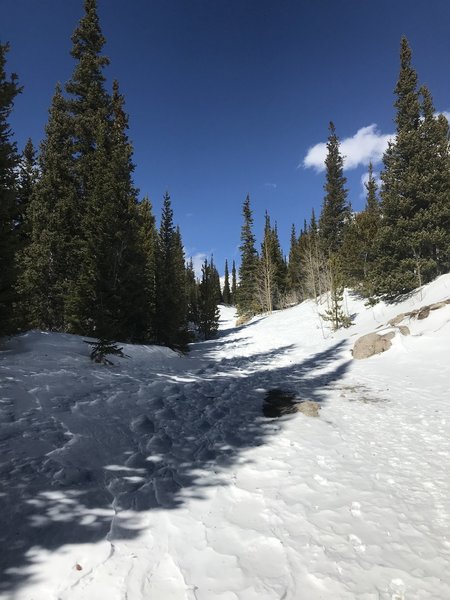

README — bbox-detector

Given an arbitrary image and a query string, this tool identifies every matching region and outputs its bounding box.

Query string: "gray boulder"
[352,331,395,360]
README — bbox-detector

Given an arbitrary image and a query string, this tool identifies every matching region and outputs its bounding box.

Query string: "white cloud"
[191,252,207,278]
[303,124,393,173]
[264,182,277,189]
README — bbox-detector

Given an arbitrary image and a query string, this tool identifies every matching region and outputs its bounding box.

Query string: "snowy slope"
[1,275,449,600]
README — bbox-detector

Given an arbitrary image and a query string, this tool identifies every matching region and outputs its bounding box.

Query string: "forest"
[1,0,449,346]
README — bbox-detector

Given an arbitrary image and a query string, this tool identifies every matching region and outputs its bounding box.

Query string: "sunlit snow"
[1,275,449,599]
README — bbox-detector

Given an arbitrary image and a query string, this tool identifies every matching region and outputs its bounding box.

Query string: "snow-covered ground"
[1,275,450,600]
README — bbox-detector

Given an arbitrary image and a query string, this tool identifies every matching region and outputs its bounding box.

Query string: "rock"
[430,301,448,311]
[397,325,410,336]
[417,306,430,320]
[389,313,407,326]
[263,389,320,418]
[295,401,320,418]
[352,331,395,360]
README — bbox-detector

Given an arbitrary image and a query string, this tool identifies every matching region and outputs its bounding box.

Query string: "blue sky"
[2,0,450,276]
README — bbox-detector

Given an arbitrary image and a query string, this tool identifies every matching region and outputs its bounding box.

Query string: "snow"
[1,275,450,600]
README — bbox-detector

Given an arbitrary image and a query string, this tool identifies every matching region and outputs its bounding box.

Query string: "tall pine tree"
[134,196,158,341]
[20,84,79,331]
[198,258,220,340]
[374,37,449,297]
[340,163,381,296]
[0,42,22,335]
[16,138,38,246]
[231,260,237,305]
[154,193,188,348]
[237,194,258,316]
[319,121,351,257]
[287,224,303,303]
[222,259,231,304]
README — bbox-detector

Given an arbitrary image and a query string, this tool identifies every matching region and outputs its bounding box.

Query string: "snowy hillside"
[1,275,450,600]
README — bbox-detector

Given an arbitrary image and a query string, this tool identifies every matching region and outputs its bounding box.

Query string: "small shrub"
[84,338,126,365]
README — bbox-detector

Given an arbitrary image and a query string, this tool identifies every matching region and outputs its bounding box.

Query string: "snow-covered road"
[1,276,450,599]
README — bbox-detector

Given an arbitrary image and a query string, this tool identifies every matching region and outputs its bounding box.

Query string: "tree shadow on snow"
[0,339,349,594]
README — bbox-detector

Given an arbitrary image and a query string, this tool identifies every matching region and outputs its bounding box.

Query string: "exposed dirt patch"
[263,389,320,418]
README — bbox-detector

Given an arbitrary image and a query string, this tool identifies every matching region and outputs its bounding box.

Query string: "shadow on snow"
[0,335,349,593]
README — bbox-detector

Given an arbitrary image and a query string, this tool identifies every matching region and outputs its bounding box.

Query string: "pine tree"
[255,211,288,312]
[16,138,38,246]
[321,256,352,331]
[209,256,222,304]
[198,258,220,340]
[222,259,231,304]
[287,224,303,303]
[64,0,118,336]
[414,87,450,276]
[186,257,199,328]
[319,121,351,257]
[301,209,327,300]
[340,163,381,296]
[231,260,237,305]
[20,84,79,331]
[0,42,22,335]
[134,196,157,341]
[270,221,288,307]
[154,193,188,348]
[173,226,189,341]
[91,79,143,341]
[256,212,276,313]
[236,194,258,316]
[374,37,448,297]
[58,2,143,341]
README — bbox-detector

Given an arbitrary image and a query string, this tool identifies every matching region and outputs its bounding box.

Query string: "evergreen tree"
[20,84,79,331]
[198,258,220,340]
[236,194,258,316]
[210,257,223,304]
[270,221,288,306]
[287,224,303,302]
[186,257,200,327]
[174,225,189,339]
[256,211,276,313]
[16,138,38,246]
[91,79,143,341]
[134,196,157,341]
[301,209,326,300]
[340,163,381,296]
[154,193,188,348]
[222,259,231,304]
[0,42,22,335]
[37,1,143,341]
[374,37,449,297]
[321,256,352,331]
[255,211,288,312]
[319,121,350,256]
[63,0,118,336]
[231,260,237,305]
[414,87,450,275]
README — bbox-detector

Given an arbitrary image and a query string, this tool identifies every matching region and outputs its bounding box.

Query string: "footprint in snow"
[348,533,366,553]
[350,501,361,517]
[390,578,406,600]
[313,474,329,486]
[130,415,155,434]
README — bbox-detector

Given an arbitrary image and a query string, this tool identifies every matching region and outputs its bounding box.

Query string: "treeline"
[2,11,449,344]
[0,0,221,346]
[233,37,450,328]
